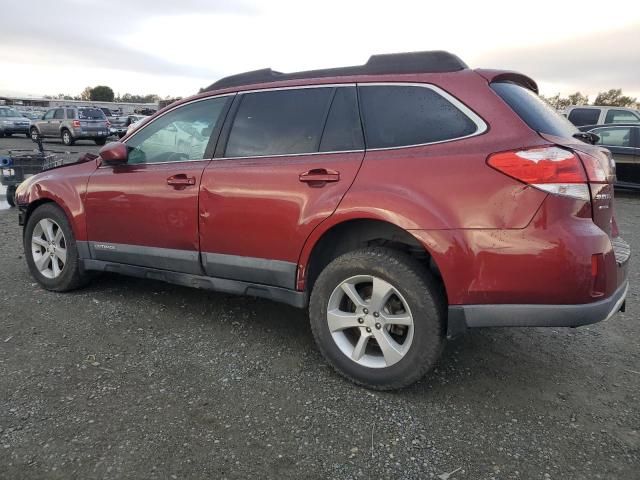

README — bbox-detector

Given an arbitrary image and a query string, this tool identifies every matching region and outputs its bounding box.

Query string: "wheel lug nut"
[373,311,379,318]
[375,323,381,329]
[366,327,371,333]
[357,318,364,324]
[363,308,369,314]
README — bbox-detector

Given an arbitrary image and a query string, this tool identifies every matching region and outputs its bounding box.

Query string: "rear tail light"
[106,120,111,128]
[72,120,81,128]
[487,146,589,200]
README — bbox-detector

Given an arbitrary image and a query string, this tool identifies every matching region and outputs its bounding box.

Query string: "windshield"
[0,108,21,117]
[491,82,579,138]
[78,108,106,120]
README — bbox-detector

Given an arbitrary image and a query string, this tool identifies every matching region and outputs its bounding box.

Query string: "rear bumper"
[71,127,109,138]
[447,280,628,337]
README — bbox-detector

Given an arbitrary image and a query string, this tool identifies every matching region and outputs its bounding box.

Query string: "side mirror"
[99,142,128,165]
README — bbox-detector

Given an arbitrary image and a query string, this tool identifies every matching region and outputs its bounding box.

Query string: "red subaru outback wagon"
[16,51,629,389]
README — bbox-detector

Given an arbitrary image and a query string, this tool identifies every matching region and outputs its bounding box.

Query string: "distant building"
[0,96,157,115]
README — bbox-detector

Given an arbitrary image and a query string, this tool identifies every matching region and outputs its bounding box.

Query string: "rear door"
[198,85,364,288]
[51,108,65,136]
[84,95,232,273]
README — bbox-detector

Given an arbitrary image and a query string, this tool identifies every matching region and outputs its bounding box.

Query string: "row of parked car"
[0,105,149,145]
[561,105,640,187]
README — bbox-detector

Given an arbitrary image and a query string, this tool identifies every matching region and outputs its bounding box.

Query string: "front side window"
[567,108,600,127]
[359,85,479,149]
[43,110,55,120]
[594,127,633,147]
[53,109,64,119]
[126,97,229,164]
[604,109,640,124]
[225,87,334,157]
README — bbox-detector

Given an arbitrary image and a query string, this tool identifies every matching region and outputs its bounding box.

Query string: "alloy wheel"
[31,218,67,279]
[327,275,414,368]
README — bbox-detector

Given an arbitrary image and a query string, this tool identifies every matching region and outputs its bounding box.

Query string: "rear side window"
[492,82,579,136]
[358,85,479,149]
[225,88,333,157]
[604,109,640,124]
[78,108,106,120]
[567,108,600,127]
[593,127,633,147]
[319,87,364,152]
[66,109,75,119]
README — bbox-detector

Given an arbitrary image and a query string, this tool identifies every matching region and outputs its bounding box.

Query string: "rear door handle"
[299,169,340,184]
[167,174,196,187]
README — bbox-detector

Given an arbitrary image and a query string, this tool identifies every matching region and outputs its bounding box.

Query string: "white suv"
[564,105,640,127]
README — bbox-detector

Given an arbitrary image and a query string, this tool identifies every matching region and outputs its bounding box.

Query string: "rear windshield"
[491,82,578,138]
[77,108,106,120]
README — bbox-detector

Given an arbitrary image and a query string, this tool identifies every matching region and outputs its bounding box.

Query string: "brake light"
[487,146,589,200]
[72,120,81,128]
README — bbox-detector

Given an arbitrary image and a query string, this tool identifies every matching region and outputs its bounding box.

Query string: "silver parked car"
[30,106,110,146]
[0,106,31,137]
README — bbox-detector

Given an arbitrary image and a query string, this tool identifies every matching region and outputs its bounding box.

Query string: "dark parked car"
[0,106,31,137]
[564,105,640,127]
[30,106,110,146]
[579,123,640,188]
[14,51,629,390]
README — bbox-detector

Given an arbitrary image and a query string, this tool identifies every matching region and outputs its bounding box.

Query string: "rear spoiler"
[474,69,538,94]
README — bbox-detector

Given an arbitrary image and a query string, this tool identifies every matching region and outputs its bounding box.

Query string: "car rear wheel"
[61,129,74,146]
[24,203,89,292]
[309,247,445,390]
[94,138,106,146]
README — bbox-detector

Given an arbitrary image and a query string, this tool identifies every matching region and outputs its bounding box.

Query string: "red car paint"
[15,66,628,325]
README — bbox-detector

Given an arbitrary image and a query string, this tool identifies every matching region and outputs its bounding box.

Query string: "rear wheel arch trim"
[297,216,446,294]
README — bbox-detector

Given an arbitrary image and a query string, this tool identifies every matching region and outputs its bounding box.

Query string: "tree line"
[541,89,638,110]
[44,85,175,104]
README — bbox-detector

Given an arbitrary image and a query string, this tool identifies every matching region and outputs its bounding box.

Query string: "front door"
[84,95,232,273]
[199,86,365,288]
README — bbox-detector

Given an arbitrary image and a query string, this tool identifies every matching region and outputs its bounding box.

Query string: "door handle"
[167,174,196,187]
[299,169,340,184]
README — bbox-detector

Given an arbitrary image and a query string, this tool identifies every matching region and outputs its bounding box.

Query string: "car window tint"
[567,108,600,127]
[359,85,478,149]
[319,87,364,152]
[225,88,333,157]
[77,108,106,120]
[43,110,55,120]
[604,109,640,124]
[594,127,632,147]
[66,109,75,119]
[491,82,579,136]
[126,97,229,164]
[53,109,64,119]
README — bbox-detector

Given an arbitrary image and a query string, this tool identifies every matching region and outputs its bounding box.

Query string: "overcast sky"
[1,0,639,101]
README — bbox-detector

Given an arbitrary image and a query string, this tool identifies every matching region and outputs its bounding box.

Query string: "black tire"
[5,133,12,137]
[25,133,31,138]
[94,138,106,146]
[61,129,74,146]
[24,203,90,292]
[30,127,40,141]
[6,185,16,207]
[309,247,445,390]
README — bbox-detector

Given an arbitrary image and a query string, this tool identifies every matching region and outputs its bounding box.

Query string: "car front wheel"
[94,138,106,146]
[309,247,445,390]
[24,203,89,291]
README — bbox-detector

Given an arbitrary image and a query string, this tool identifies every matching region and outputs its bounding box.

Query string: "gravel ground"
[0,136,639,479]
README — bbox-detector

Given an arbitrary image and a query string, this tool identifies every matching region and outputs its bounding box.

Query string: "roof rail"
[204,51,468,91]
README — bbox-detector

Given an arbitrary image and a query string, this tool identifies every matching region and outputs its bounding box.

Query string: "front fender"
[16,159,98,241]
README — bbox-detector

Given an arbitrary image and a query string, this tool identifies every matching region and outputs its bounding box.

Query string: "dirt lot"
[1,136,639,479]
